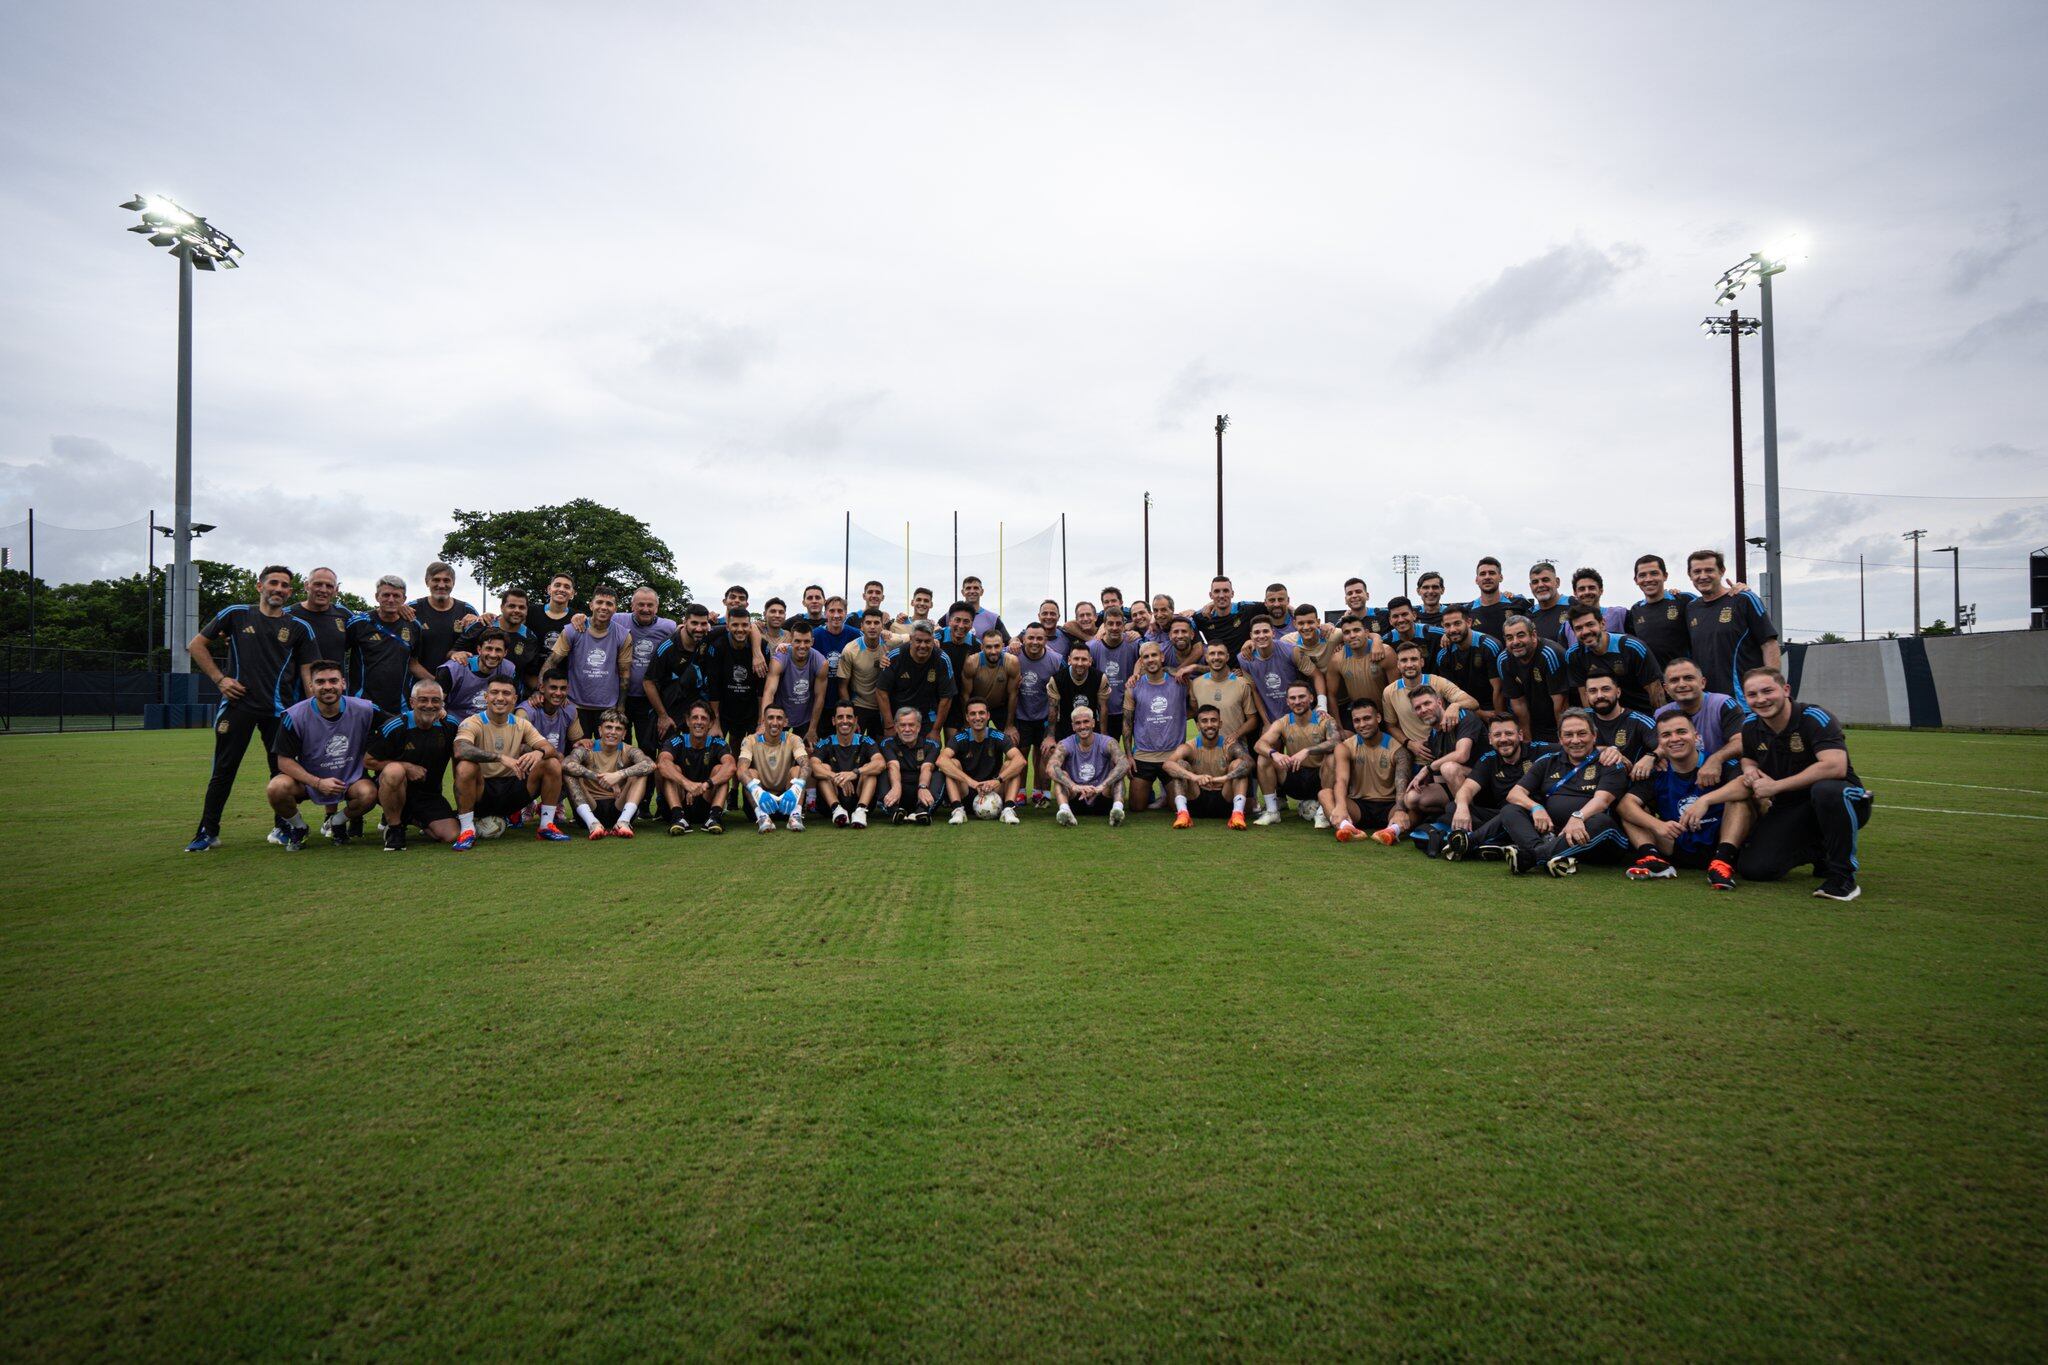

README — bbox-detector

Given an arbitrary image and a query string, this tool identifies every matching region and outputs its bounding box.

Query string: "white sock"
[1112,801,1124,813]
[1174,794,1188,813]
[1059,803,1073,816]
[1232,795,1246,813]
[1264,794,1281,814]
[290,814,309,830]
[459,812,475,834]
[576,804,598,827]
[619,802,637,824]
[540,804,557,824]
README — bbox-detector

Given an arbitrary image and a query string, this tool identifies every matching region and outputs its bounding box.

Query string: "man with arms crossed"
[565,708,656,839]
[452,677,568,849]
[1051,706,1129,826]
[1327,698,1411,845]
[1163,703,1252,829]
[184,564,318,852]
[266,660,383,850]
[658,702,733,835]
[372,678,462,851]
[938,699,1026,824]
[738,703,809,833]
[1253,681,1338,828]
[1734,669,1873,902]
[1617,710,1750,890]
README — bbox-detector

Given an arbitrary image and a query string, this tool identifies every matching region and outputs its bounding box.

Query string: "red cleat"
[587,825,608,841]
[1227,811,1247,830]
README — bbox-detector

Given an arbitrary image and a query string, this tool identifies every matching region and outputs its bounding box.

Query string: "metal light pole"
[1858,554,1866,641]
[1715,250,1795,625]
[1214,415,1229,577]
[1141,492,1152,606]
[122,195,242,707]
[1935,545,1960,632]
[1701,311,1760,582]
[1904,529,1928,634]
[1393,554,1421,598]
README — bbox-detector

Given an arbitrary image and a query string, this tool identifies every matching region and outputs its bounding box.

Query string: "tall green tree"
[440,500,688,605]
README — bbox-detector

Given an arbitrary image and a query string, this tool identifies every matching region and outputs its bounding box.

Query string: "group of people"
[178,549,1875,901]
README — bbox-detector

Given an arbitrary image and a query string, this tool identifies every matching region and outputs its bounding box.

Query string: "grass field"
[4,727,2046,1358]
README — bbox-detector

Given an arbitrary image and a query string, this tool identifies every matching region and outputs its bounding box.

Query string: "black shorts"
[1100,713,1126,740]
[401,791,457,829]
[1668,844,1718,870]
[1280,768,1322,801]
[589,799,622,827]
[1189,791,1231,820]
[853,706,885,740]
[1017,718,1048,752]
[1131,758,1167,786]
[478,774,530,817]
[721,702,759,741]
[1066,793,1115,818]
[576,705,617,739]
[1355,798,1395,829]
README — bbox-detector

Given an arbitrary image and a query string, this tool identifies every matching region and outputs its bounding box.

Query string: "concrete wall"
[1787,630,2048,729]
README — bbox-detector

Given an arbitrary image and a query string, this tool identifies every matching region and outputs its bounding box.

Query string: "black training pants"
[1499,794,1623,864]
[200,706,281,834]
[1737,780,1873,883]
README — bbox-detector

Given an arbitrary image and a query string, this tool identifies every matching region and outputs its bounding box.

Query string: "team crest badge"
[1789,733,1805,754]
[277,626,293,643]
[216,717,231,733]
[1719,606,1734,624]
[402,628,414,644]
[1666,605,1679,620]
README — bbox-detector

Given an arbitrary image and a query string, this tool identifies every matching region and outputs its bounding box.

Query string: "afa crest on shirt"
[1789,732,1806,754]
[1719,605,1734,624]
[276,626,293,643]
[1666,604,1680,620]
[216,717,232,733]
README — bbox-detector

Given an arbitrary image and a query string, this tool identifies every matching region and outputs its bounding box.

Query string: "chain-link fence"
[0,644,223,733]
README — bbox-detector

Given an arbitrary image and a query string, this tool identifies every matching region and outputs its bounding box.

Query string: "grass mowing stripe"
[1881,804,2048,821]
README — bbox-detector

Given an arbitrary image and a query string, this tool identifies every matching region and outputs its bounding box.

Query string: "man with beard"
[1236,615,1302,728]
[1123,640,1188,812]
[702,608,769,745]
[642,603,712,740]
[1465,556,1532,640]
[1163,703,1252,828]
[1051,706,1129,826]
[1734,669,1873,902]
[764,628,830,748]
[878,621,957,738]
[436,629,517,721]
[1617,710,1750,890]
[1656,657,1746,786]
[837,607,894,739]
[1188,640,1262,752]
[1398,684,1486,846]
[452,677,568,848]
[1088,607,1143,741]
[1525,561,1573,644]
[1253,681,1338,828]
[961,627,1020,741]
[658,702,733,835]
[1582,675,1659,779]
[1498,709,1630,877]
[1326,614,1395,732]
[1327,698,1411,845]
[1285,605,1339,706]
[1443,715,1551,862]
[1433,603,1508,720]
[1564,602,1663,713]
[457,586,547,691]
[1381,596,1444,655]
[1012,622,1065,804]
[266,659,384,850]
[1498,614,1570,744]
[1380,640,1480,764]
[546,584,635,740]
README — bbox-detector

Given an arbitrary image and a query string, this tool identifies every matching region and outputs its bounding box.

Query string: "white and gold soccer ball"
[476,815,508,840]
[971,792,1005,821]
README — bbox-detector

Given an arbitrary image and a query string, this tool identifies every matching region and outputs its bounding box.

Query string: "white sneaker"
[1000,806,1021,825]
[832,804,849,827]
[1253,809,1283,827]
[321,810,345,838]
[948,806,967,825]
[1311,805,1330,831]
[849,806,868,828]
[1109,804,1126,827]
[757,812,774,833]
[267,826,287,846]
[1057,805,1077,826]
[788,812,805,832]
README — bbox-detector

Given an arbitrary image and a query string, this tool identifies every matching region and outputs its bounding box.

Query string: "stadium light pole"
[1142,491,1152,606]
[1700,311,1761,583]
[122,194,243,708]
[1935,544,1960,633]
[1903,529,1927,634]
[1392,554,1421,598]
[1214,415,1229,577]
[1715,246,1798,626]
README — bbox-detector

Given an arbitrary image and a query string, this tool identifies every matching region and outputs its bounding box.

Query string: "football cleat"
[1546,855,1578,878]
[701,815,725,835]
[1056,806,1077,827]
[787,813,805,833]
[758,813,776,833]
[1706,859,1737,891]
[832,804,850,828]
[911,810,932,826]
[185,828,220,853]
[452,829,477,851]
[1423,827,1447,860]
[282,825,307,852]
[849,807,868,828]
[1370,827,1398,846]
[383,824,407,853]
[1252,809,1283,827]
[1310,805,1331,831]
[1173,810,1194,830]
[1626,854,1677,880]
[1813,878,1861,902]
[330,818,353,848]
[949,807,967,825]
[1109,805,1126,827]
[535,822,570,842]
[998,806,1020,825]
[1227,811,1248,830]
[1442,830,1469,862]
[267,825,287,846]
[668,818,692,836]
[1334,820,1360,842]
[588,825,609,841]
[1504,846,1527,875]
[611,822,635,839]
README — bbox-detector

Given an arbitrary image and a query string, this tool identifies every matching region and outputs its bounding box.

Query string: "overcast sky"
[4,0,2045,637]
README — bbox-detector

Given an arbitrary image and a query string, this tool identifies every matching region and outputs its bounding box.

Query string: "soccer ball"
[1296,799,1321,823]
[972,792,1005,820]
[476,815,508,840]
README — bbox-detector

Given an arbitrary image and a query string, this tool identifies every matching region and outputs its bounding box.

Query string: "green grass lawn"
[4,728,2046,1358]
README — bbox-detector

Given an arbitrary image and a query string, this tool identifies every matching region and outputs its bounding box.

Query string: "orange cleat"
[1227,811,1248,830]
[1370,827,1398,846]
[1172,810,1193,830]
[1334,821,1360,842]
[587,825,608,841]
[611,823,635,839]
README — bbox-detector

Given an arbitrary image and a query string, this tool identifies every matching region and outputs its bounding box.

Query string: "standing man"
[1617,710,1750,890]
[837,608,893,739]
[1568,568,1631,640]
[622,586,678,758]
[564,709,655,839]
[1123,641,1188,813]
[764,629,830,747]
[1285,606,1339,705]
[184,565,318,852]
[1340,577,1388,635]
[938,699,1026,824]
[265,660,383,849]
[290,567,349,664]
[547,585,635,739]
[345,574,433,713]
[1466,557,1532,639]
[1191,575,1261,657]
[1380,641,1480,763]
[702,608,768,745]
[1326,699,1411,845]
[810,703,885,828]
[1734,670,1873,901]
[437,629,516,720]
[643,604,711,740]
[1499,615,1570,745]
[372,677,462,851]
[1236,616,1302,728]
[535,574,577,657]
[1326,615,1394,730]
[1012,623,1064,804]
[1046,641,1106,757]
[519,673,582,758]
[1526,562,1572,644]
[452,677,568,848]
[462,587,547,690]
[1051,706,1129,826]
[961,575,1007,641]
[1380,597,1444,655]
[1433,603,1508,720]
[1627,554,1696,665]
[1188,641,1262,752]
[1252,682,1338,828]
[878,622,957,738]
[409,562,480,672]
[961,627,1021,742]
[1088,608,1143,741]
[657,702,733,835]
[1687,550,1782,702]
[1162,703,1252,829]
[810,595,864,717]
[1564,603,1663,713]
[1413,572,1448,629]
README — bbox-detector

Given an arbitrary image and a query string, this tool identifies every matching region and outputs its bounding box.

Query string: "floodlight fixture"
[1700,314,1760,336]
[120,193,243,269]
[1710,247,1804,630]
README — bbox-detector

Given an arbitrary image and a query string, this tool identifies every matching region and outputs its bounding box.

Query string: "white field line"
[1865,776,2048,795]
[1885,804,2048,821]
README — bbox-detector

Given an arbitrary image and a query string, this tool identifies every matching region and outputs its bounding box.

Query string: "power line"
[1743,482,2048,502]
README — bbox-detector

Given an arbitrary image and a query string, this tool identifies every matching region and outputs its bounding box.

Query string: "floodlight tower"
[1713,246,1798,629]
[121,194,243,706]
[1700,312,1761,583]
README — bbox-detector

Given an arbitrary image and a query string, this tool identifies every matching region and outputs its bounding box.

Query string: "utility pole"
[1904,529,1928,635]
[1214,415,1229,577]
[1858,554,1866,641]
[1701,311,1759,581]
[1936,545,1960,634]
[1142,492,1152,606]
